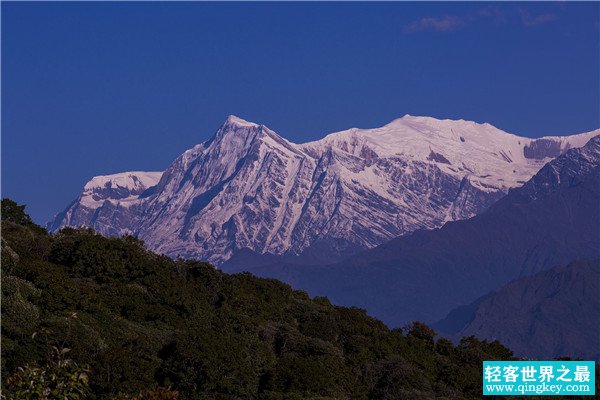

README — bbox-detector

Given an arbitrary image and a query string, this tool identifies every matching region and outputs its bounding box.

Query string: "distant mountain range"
[224,136,600,331]
[48,115,598,265]
[433,258,600,361]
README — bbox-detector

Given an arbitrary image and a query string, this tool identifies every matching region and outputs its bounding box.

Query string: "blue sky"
[2,2,599,224]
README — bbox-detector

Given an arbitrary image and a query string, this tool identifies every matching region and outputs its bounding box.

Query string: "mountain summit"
[49,115,599,264]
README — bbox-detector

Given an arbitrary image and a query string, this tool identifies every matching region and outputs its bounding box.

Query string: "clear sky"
[2,2,599,224]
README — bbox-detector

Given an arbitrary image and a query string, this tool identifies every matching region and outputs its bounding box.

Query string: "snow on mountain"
[245,136,600,327]
[80,171,163,208]
[302,115,596,191]
[48,115,599,264]
[47,171,162,236]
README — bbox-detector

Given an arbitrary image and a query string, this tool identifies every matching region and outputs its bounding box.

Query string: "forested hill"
[2,198,516,399]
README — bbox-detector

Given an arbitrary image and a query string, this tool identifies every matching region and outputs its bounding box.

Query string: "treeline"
[1,198,515,399]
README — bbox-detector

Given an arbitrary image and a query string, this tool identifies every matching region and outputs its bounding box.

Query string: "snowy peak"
[80,171,162,207]
[49,114,599,264]
[47,171,162,235]
[83,171,162,193]
[208,115,261,147]
[205,115,295,155]
[224,114,258,128]
[301,115,599,191]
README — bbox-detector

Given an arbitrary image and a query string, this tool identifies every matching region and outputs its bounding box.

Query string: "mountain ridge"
[49,114,599,264]
[231,136,600,327]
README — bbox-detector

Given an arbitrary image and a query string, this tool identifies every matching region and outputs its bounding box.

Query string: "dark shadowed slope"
[240,136,600,328]
[435,259,600,361]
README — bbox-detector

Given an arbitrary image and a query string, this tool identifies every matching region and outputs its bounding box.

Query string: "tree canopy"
[2,198,518,399]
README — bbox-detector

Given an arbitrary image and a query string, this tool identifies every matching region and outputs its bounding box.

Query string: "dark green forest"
[0,199,591,400]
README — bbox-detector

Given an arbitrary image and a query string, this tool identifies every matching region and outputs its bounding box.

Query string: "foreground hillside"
[1,199,517,399]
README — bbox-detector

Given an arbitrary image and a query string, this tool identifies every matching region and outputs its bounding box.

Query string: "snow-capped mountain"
[49,115,599,264]
[47,171,162,236]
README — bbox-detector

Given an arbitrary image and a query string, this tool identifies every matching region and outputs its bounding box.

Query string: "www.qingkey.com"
[485,383,593,395]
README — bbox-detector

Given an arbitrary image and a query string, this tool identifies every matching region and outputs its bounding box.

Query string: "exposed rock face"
[49,115,599,264]
[523,138,564,159]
